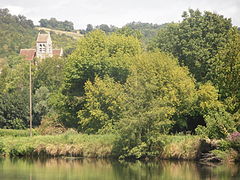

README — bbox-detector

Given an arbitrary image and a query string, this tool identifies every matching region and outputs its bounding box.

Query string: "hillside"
[0,8,78,62]
[123,22,167,42]
[0,8,37,58]
[36,27,83,39]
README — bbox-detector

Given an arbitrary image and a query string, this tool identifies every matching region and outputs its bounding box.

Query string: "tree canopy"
[39,18,74,31]
[150,9,233,82]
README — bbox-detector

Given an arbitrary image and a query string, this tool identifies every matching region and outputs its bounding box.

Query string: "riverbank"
[0,130,115,158]
[0,129,239,163]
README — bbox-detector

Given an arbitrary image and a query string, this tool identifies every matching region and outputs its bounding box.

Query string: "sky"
[0,0,239,29]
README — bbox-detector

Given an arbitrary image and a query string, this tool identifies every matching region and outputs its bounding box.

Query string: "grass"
[0,130,116,158]
[0,129,212,160]
[0,129,39,137]
[155,135,201,160]
[35,27,83,39]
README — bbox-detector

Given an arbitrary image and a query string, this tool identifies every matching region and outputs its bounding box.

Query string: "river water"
[0,158,239,180]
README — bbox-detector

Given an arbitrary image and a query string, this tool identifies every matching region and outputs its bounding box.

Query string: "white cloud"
[0,0,240,28]
[3,5,24,15]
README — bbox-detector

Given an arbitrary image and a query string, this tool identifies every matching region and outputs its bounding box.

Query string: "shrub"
[196,109,236,139]
[217,139,231,151]
[9,144,35,157]
[38,114,66,135]
[0,142,5,156]
[228,132,240,153]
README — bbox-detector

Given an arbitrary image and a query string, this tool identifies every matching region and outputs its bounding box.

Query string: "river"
[0,158,239,179]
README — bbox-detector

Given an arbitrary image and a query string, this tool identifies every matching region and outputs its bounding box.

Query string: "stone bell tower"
[36,32,53,59]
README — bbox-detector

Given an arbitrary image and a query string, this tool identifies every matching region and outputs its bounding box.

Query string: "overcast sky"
[0,0,239,29]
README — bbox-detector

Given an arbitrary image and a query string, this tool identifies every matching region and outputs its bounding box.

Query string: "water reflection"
[0,157,239,180]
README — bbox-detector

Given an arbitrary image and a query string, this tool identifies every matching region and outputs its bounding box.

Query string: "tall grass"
[0,129,204,160]
[0,130,116,158]
[155,135,201,160]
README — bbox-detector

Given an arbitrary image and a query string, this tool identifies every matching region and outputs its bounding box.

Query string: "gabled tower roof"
[36,33,50,43]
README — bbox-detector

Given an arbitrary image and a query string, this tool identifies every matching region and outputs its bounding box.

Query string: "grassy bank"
[0,130,116,158]
[0,129,238,162]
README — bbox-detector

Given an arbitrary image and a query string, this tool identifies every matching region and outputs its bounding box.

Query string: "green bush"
[196,109,236,139]
[217,139,231,151]
[0,142,5,156]
[9,144,35,157]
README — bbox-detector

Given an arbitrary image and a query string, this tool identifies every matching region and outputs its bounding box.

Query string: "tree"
[0,61,30,129]
[86,24,93,33]
[63,30,142,96]
[78,76,126,134]
[124,21,166,42]
[57,30,142,128]
[196,109,236,139]
[178,10,232,82]
[96,24,111,33]
[34,57,66,93]
[33,86,51,126]
[209,28,240,113]
[116,52,196,158]
[39,18,74,31]
[148,23,179,54]
[116,27,142,39]
[150,9,232,82]
[0,92,28,129]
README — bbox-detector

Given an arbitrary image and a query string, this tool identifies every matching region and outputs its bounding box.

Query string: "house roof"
[20,49,36,61]
[53,49,62,56]
[36,33,49,43]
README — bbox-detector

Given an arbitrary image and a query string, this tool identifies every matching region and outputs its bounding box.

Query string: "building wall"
[36,34,53,59]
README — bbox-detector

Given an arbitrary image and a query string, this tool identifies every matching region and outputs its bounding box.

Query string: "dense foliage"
[123,21,166,42]
[150,9,232,82]
[80,22,165,43]
[0,8,37,58]
[0,9,239,159]
[39,18,74,31]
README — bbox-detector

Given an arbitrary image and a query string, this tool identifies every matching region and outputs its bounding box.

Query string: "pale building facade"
[36,33,53,59]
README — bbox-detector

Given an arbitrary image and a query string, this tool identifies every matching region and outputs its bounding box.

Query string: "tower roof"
[20,49,36,61]
[53,49,62,56]
[36,33,50,43]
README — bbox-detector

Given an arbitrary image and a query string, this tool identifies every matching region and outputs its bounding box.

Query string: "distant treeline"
[79,22,166,42]
[39,18,74,31]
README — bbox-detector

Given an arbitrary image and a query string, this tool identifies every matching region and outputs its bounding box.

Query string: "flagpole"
[29,60,32,137]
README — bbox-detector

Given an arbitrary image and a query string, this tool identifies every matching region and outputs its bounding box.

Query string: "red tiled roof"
[37,34,49,43]
[20,49,36,61]
[53,49,62,56]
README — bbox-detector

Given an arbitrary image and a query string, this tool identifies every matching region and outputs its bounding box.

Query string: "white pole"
[29,60,32,137]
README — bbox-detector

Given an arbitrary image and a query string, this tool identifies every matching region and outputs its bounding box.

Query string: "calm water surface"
[0,158,239,180]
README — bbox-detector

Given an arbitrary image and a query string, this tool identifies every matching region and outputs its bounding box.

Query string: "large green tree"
[78,76,126,134]
[57,30,142,128]
[209,28,240,112]
[150,9,232,82]
[116,52,196,158]
[0,61,30,129]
